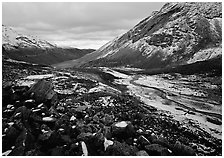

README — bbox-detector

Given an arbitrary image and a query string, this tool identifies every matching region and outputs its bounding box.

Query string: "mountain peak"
[65,2,221,70]
[2,25,56,50]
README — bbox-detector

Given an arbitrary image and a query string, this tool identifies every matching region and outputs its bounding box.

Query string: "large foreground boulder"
[27,80,58,106]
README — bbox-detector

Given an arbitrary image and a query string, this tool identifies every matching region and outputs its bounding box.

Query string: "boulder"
[152,136,171,149]
[206,116,222,125]
[137,135,151,148]
[50,146,64,156]
[23,99,36,109]
[173,141,196,156]
[2,126,20,152]
[27,79,58,106]
[145,144,172,156]
[105,141,137,156]
[77,132,93,142]
[13,106,31,122]
[102,114,114,126]
[111,121,135,140]
[136,150,149,156]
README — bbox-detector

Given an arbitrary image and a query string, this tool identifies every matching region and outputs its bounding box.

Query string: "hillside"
[54,2,222,72]
[2,25,95,65]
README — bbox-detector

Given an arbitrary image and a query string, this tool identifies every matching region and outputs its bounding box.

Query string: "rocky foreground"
[2,60,222,156]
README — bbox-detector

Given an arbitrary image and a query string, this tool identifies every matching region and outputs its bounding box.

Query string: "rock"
[136,150,149,156]
[75,106,87,119]
[93,114,100,123]
[70,115,76,121]
[3,109,15,118]
[56,105,65,113]
[111,121,135,140]
[105,141,137,156]
[173,141,196,156]
[102,114,114,125]
[13,106,31,122]
[27,79,58,106]
[206,116,222,125]
[50,146,64,156]
[49,106,60,117]
[38,130,53,142]
[42,117,57,122]
[2,83,13,106]
[89,132,106,155]
[61,135,72,144]
[2,126,20,152]
[23,99,36,109]
[104,138,114,151]
[9,146,25,156]
[77,132,93,142]
[137,135,151,147]
[39,131,63,150]
[15,128,35,151]
[81,141,88,156]
[103,126,112,139]
[145,144,172,156]
[152,136,171,149]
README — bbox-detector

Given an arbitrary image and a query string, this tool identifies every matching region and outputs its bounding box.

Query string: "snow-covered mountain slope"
[2,25,56,50]
[56,2,222,70]
[2,25,95,65]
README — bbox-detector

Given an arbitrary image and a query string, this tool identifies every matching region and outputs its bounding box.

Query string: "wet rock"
[136,150,149,156]
[173,141,196,156]
[145,144,172,156]
[27,79,58,106]
[111,121,135,140]
[105,141,137,156]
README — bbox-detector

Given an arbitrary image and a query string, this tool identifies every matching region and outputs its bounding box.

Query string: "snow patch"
[26,74,54,80]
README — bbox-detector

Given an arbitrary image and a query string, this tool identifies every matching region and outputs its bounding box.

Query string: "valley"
[2,2,222,156]
[2,59,222,156]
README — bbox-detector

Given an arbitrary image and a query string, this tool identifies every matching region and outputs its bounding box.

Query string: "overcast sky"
[3,2,165,49]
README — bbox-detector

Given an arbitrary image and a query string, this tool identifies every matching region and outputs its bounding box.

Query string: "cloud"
[2,2,165,49]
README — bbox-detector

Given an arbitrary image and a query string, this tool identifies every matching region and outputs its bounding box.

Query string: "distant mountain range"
[54,2,222,74]
[2,25,95,65]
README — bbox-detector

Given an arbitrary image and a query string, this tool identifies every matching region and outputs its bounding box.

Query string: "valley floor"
[2,60,222,156]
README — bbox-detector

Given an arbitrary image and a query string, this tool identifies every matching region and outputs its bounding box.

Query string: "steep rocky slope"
[55,2,222,71]
[2,25,95,65]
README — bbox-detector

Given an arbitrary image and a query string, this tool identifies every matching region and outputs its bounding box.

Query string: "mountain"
[2,25,95,65]
[54,2,222,73]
